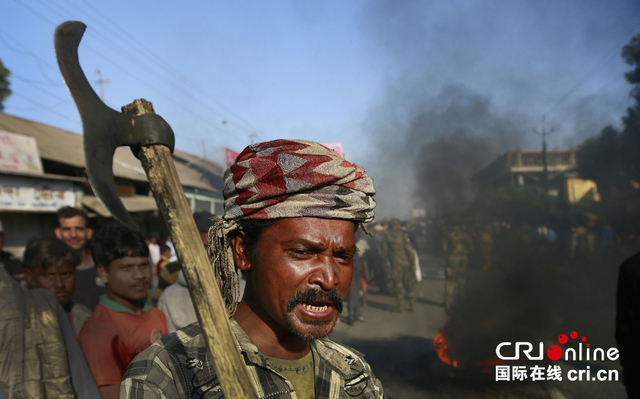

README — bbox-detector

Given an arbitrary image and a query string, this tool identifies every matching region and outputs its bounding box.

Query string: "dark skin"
[95,253,151,399]
[231,217,356,360]
[96,253,151,314]
[24,261,75,305]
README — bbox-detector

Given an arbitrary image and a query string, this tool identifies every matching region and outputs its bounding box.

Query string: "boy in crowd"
[79,223,167,399]
[55,206,106,310]
[155,244,172,277]
[23,237,92,336]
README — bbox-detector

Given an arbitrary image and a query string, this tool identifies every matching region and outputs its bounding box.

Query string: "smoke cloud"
[357,0,640,219]
[351,1,636,373]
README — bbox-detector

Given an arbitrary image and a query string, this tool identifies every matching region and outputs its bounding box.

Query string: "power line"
[11,73,65,87]
[9,0,263,144]
[0,30,62,84]
[7,0,238,140]
[548,32,638,139]
[548,20,640,117]
[534,115,554,209]
[13,77,70,102]
[93,69,110,102]
[55,0,266,138]
[9,0,267,151]
[8,99,71,112]
[50,0,265,139]
[11,93,81,125]
[9,0,58,26]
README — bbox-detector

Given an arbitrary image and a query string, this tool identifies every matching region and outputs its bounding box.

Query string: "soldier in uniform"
[480,224,494,274]
[443,224,472,311]
[382,219,417,312]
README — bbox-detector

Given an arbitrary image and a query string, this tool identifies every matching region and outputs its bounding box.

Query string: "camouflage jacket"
[444,230,472,258]
[381,230,414,266]
[121,320,385,399]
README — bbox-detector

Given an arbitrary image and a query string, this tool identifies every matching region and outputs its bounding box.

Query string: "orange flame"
[433,332,461,369]
[434,332,504,371]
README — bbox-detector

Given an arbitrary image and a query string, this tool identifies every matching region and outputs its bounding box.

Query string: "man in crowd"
[0,218,26,289]
[79,223,167,399]
[22,237,92,336]
[153,252,181,301]
[156,211,215,332]
[147,233,161,271]
[55,206,106,310]
[0,261,100,398]
[155,244,172,277]
[122,139,384,398]
[443,224,472,312]
[366,223,389,295]
[156,269,196,333]
[382,219,417,312]
[154,211,216,301]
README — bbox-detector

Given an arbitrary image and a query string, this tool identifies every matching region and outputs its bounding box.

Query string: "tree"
[0,58,11,111]
[622,34,640,102]
[620,34,640,182]
[576,125,622,192]
[576,33,640,194]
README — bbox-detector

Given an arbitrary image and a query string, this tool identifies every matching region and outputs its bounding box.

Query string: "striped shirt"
[121,319,385,399]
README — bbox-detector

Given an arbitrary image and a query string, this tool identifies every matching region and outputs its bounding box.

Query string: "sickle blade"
[85,146,139,231]
[54,21,139,230]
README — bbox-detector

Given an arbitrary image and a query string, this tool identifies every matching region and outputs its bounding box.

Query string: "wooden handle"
[124,100,258,399]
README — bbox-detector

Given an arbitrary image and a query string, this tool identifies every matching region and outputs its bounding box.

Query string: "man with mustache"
[122,139,385,398]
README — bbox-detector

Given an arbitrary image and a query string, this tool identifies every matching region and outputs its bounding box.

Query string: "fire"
[433,332,462,369]
[433,331,504,372]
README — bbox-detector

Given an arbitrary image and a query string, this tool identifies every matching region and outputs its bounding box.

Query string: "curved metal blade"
[54,21,175,231]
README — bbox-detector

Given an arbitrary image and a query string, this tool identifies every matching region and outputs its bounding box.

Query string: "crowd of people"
[0,139,387,399]
[0,205,232,398]
[340,219,422,323]
[6,141,636,398]
[0,207,170,398]
[0,205,403,398]
[4,198,637,398]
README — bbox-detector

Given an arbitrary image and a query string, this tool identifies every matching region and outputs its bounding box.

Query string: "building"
[472,149,599,206]
[0,112,224,258]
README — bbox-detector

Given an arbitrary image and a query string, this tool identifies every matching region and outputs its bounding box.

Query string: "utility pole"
[202,139,207,160]
[534,115,554,210]
[93,69,110,102]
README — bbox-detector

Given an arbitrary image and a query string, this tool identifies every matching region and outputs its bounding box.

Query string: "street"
[331,254,628,399]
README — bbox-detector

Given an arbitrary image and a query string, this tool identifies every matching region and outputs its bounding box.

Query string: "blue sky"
[1,1,380,158]
[2,1,640,216]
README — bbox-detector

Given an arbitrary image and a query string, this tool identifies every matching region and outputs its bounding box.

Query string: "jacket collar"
[228,318,351,377]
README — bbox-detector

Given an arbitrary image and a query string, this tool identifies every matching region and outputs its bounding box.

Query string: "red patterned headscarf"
[208,139,376,315]
[224,139,375,222]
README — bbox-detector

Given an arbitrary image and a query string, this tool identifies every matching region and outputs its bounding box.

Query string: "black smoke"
[364,84,528,217]
[357,0,639,219]
[353,0,637,380]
